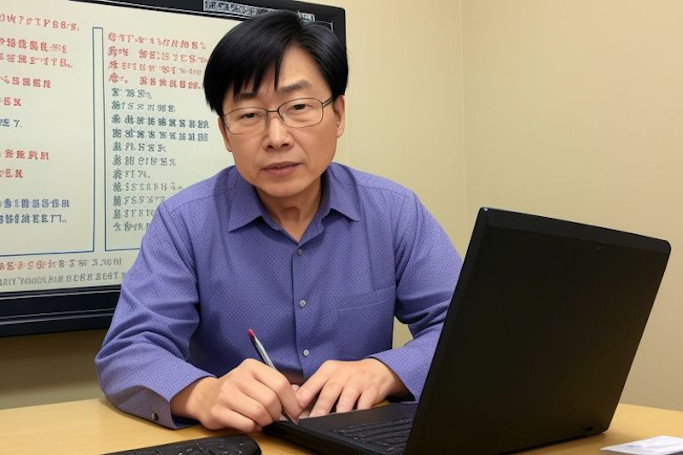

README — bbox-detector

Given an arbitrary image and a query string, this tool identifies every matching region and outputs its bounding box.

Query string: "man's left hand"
[295,358,408,418]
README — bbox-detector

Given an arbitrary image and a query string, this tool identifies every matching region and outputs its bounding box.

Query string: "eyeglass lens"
[225,98,328,134]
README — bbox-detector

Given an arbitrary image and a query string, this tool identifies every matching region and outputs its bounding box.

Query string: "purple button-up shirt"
[95,163,461,428]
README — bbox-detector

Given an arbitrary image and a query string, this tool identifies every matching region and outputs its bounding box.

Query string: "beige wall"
[3,0,682,413]
[338,0,467,248]
[461,0,683,410]
[0,330,106,409]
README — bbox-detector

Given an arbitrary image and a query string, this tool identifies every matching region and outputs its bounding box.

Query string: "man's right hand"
[170,358,302,432]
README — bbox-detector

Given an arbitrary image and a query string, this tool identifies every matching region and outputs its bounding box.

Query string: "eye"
[286,100,315,116]
[232,108,263,123]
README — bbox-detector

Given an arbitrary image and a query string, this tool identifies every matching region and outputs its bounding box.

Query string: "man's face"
[218,46,345,206]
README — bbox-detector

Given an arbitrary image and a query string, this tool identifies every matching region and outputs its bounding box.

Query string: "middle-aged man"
[96,10,462,432]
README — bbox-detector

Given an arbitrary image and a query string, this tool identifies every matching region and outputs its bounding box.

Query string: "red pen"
[247,328,297,424]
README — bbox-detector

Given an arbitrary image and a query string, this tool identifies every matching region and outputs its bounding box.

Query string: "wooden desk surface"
[1,398,682,454]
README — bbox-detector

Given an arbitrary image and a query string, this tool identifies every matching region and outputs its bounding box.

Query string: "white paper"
[602,436,683,455]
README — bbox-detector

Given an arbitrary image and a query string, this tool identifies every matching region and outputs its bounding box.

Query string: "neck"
[257,180,322,242]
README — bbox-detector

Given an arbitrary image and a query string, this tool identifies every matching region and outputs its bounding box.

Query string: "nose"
[264,111,292,150]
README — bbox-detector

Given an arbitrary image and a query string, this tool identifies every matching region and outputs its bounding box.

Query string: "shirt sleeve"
[95,202,211,429]
[370,192,462,401]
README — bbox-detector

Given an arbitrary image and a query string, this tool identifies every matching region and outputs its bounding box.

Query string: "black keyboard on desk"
[102,435,261,455]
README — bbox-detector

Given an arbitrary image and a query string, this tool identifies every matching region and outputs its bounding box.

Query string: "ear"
[332,95,346,138]
[217,116,233,153]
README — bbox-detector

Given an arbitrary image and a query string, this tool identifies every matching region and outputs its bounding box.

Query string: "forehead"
[225,46,329,105]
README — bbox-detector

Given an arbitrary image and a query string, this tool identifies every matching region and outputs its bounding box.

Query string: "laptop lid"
[266,208,671,455]
[407,207,670,453]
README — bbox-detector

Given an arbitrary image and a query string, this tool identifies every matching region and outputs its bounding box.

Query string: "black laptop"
[265,207,671,455]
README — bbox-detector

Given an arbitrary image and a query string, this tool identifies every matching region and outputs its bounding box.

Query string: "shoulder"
[327,163,415,203]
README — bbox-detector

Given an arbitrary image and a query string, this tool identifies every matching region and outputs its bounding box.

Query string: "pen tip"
[247,328,255,338]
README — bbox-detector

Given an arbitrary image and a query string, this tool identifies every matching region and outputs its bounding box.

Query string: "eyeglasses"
[223,96,334,135]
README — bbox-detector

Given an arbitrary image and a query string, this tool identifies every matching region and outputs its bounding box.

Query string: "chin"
[260,183,306,199]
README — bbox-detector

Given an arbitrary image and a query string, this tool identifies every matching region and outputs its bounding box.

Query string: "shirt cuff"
[369,327,442,402]
[142,366,214,429]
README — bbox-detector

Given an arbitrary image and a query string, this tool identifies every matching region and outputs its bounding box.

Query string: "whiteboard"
[0,0,346,336]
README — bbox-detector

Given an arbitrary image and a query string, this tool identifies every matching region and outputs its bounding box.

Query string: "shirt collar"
[227,164,361,233]
[322,164,361,223]
[227,171,267,232]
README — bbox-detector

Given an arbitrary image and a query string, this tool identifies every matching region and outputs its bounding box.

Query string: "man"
[95,10,461,432]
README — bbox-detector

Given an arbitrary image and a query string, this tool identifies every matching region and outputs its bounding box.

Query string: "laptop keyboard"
[332,416,413,453]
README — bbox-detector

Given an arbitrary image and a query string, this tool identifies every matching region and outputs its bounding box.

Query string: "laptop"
[264,207,671,455]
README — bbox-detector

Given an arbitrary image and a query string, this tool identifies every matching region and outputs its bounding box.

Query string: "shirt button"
[299,299,307,309]
[303,349,310,357]
[150,412,159,422]
[297,248,304,256]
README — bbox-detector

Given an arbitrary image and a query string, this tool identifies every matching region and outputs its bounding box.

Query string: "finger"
[356,388,379,411]
[233,378,283,425]
[249,362,302,421]
[221,361,289,425]
[296,370,329,410]
[334,381,363,414]
[205,406,262,433]
[309,380,344,417]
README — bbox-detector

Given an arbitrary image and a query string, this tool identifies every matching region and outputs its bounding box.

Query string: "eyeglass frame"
[222,96,335,135]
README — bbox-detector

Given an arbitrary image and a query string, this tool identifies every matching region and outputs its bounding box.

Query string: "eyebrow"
[233,80,313,102]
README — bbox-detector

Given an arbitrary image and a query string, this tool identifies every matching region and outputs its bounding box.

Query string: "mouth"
[264,161,298,170]
[263,161,299,176]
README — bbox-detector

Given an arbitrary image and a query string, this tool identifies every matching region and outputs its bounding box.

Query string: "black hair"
[203,10,348,116]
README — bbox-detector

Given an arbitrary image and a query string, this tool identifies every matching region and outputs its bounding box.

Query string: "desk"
[1,398,682,454]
